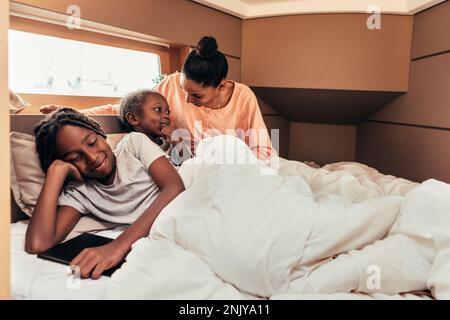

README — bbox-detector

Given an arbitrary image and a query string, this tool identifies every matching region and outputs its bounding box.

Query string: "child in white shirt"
[26,108,185,279]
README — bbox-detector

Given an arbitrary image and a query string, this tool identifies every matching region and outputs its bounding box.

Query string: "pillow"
[9,89,30,114]
[10,131,127,217]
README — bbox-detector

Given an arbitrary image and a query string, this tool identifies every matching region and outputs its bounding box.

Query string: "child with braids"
[26,108,185,279]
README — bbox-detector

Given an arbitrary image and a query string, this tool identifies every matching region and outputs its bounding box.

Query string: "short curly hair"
[34,108,106,173]
[119,89,165,131]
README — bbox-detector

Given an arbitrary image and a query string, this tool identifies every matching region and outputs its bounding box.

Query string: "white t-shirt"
[58,132,167,224]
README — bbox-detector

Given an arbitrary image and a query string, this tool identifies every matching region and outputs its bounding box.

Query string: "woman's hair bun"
[195,36,218,59]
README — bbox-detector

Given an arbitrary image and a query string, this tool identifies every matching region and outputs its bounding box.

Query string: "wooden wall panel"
[242,14,412,92]
[14,0,242,57]
[370,52,450,128]
[258,96,289,158]
[263,115,290,159]
[16,94,121,114]
[257,97,278,115]
[289,122,356,165]
[357,1,450,183]
[411,0,450,59]
[357,122,450,182]
[227,56,241,82]
[253,87,402,124]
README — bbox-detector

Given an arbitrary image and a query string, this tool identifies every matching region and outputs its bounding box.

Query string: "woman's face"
[180,73,222,108]
[56,125,115,181]
[134,95,171,137]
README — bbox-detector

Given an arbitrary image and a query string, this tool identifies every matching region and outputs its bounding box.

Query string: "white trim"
[406,0,446,14]
[9,2,170,48]
[194,0,249,18]
[194,0,446,19]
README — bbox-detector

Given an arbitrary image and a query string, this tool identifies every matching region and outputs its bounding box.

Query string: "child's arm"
[25,160,83,254]
[70,156,185,279]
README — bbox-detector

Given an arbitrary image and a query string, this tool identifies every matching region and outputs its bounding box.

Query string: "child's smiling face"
[133,94,171,138]
[55,125,115,184]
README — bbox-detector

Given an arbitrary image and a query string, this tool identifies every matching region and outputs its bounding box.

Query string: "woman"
[41,36,275,161]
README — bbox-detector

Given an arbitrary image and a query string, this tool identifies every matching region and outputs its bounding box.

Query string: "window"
[8,30,161,97]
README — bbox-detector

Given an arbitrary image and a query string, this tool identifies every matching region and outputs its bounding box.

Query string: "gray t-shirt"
[58,132,167,224]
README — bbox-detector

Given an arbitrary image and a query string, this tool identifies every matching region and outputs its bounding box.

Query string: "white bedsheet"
[11,222,125,299]
[11,136,449,300]
[10,222,432,300]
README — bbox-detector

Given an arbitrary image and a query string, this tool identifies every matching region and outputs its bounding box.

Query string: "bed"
[9,115,450,300]
[10,220,433,300]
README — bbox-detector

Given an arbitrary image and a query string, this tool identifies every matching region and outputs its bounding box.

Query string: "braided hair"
[34,108,106,173]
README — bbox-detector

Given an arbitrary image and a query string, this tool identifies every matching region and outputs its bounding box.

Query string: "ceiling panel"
[193,0,446,18]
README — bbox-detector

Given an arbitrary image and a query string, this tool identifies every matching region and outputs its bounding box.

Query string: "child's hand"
[161,125,174,138]
[161,125,180,145]
[48,160,83,182]
[70,242,128,279]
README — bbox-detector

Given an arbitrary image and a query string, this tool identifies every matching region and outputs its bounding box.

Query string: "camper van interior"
[1,0,449,300]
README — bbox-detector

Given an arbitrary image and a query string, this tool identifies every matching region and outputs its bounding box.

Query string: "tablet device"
[37,232,123,277]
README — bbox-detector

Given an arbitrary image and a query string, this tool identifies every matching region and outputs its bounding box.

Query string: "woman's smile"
[92,157,107,174]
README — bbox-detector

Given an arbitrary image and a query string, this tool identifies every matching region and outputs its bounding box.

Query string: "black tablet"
[37,233,124,277]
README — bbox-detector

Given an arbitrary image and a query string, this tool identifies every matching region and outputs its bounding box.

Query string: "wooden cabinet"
[242,14,412,92]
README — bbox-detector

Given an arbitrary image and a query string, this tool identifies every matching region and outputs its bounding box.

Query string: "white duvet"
[12,135,449,300]
[103,136,449,299]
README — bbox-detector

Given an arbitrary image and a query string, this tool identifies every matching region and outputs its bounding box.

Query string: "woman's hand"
[70,242,128,279]
[40,104,62,114]
[48,160,83,182]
